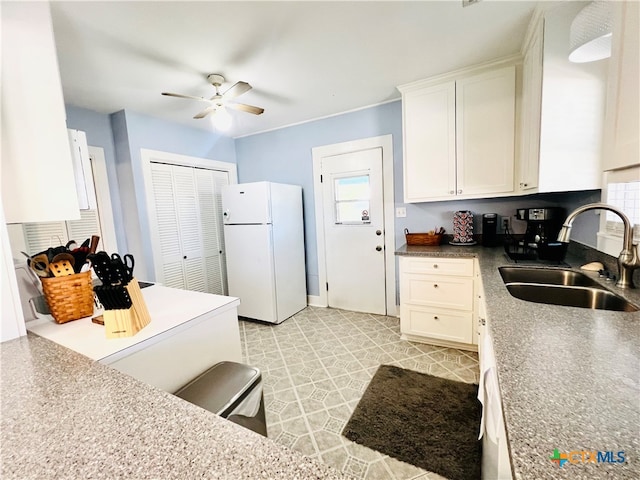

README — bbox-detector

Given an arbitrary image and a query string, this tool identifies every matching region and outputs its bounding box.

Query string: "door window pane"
[334,175,371,224]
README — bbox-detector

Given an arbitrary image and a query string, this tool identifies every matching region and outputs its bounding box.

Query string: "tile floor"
[239,306,480,480]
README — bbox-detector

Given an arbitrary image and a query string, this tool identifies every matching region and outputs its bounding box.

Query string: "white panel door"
[322,148,386,314]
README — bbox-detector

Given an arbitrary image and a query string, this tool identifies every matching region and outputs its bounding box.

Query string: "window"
[334,174,371,224]
[597,165,640,257]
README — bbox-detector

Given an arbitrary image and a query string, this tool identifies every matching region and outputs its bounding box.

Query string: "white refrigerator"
[222,182,307,324]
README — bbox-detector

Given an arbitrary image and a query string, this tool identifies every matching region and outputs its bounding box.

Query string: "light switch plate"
[396,207,407,218]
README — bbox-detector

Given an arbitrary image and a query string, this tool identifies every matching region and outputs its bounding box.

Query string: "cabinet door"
[603,0,639,171]
[456,66,516,196]
[403,82,456,202]
[519,24,543,191]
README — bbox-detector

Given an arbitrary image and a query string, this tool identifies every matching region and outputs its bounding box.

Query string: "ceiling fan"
[162,74,264,119]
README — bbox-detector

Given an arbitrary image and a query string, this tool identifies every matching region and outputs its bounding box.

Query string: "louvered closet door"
[173,166,207,292]
[194,168,228,295]
[150,163,186,289]
[150,162,228,294]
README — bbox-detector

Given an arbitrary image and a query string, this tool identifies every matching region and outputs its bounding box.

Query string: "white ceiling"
[50,0,543,138]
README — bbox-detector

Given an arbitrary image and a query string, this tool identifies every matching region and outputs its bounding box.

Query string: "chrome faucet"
[557,202,639,288]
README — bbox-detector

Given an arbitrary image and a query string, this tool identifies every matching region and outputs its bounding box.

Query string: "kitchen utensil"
[30,254,50,277]
[50,253,76,277]
[89,235,100,254]
[49,259,74,277]
[110,253,135,284]
[88,251,113,285]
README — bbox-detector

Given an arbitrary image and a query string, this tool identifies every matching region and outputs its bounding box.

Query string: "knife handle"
[89,236,100,254]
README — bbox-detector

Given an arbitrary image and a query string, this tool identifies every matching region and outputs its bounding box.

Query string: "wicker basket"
[41,271,94,324]
[404,228,443,246]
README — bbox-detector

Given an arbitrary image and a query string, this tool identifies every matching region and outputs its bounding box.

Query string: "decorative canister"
[451,210,476,245]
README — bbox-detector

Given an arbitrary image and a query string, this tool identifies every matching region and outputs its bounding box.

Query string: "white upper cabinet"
[518,3,607,195]
[402,82,457,201]
[1,1,80,223]
[518,18,544,192]
[399,61,516,203]
[455,67,516,198]
[602,0,639,171]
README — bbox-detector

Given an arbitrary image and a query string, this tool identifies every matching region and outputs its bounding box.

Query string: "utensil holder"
[103,278,151,339]
[41,270,94,323]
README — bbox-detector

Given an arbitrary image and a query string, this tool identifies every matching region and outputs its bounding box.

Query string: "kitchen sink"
[499,266,601,287]
[504,284,638,312]
[499,266,639,312]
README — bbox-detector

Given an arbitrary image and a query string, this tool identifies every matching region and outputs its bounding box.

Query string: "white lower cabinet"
[399,256,477,349]
[477,277,513,480]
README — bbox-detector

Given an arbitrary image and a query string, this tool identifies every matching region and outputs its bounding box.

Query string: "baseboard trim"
[306,295,325,307]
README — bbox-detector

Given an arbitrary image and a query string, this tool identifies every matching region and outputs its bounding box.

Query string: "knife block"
[103,278,151,339]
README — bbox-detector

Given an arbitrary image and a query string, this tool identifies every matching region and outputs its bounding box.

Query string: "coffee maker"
[505,207,567,262]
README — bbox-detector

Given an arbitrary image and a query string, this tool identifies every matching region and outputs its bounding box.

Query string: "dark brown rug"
[342,365,482,480]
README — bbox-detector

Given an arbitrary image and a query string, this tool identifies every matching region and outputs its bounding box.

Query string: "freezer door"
[224,224,278,323]
[221,182,271,225]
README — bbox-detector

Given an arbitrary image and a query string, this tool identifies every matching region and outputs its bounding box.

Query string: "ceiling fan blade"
[227,102,264,115]
[162,92,210,103]
[222,81,252,100]
[193,106,217,119]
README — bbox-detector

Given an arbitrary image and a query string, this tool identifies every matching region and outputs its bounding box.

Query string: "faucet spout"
[557,202,638,288]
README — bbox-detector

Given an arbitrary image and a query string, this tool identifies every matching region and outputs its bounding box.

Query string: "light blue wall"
[235,101,601,297]
[235,101,403,296]
[65,105,127,250]
[67,103,601,295]
[110,110,236,279]
[65,106,237,279]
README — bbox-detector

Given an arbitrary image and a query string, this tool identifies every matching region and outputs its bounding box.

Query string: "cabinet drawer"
[400,256,474,276]
[402,274,474,310]
[401,305,473,344]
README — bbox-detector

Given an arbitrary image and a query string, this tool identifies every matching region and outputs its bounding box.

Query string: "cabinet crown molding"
[397,54,521,94]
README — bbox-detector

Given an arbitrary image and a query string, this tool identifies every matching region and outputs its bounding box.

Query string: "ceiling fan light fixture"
[569,0,613,63]
[211,105,232,132]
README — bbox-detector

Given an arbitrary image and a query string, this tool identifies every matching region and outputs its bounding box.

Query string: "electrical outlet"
[502,216,510,232]
[396,207,407,218]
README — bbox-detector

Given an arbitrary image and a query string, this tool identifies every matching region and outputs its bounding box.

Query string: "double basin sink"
[499,267,638,312]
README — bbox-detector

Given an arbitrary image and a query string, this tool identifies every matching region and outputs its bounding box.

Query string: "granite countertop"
[397,243,640,479]
[0,335,349,480]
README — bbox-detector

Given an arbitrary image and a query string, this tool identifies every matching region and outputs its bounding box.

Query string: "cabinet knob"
[375,245,382,252]
[523,183,528,187]
[433,284,439,288]
[433,316,439,320]
[433,264,438,269]
[449,190,455,195]
[375,229,382,236]
[183,255,187,260]
[457,189,463,194]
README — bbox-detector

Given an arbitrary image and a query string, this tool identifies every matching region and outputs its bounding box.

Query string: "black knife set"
[88,252,135,311]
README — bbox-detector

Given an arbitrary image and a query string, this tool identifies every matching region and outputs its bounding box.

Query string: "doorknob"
[375,230,382,236]
[375,246,382,252]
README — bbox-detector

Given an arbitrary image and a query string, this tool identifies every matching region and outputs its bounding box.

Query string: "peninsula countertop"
[0,334,349,480]
[397,243,640,479]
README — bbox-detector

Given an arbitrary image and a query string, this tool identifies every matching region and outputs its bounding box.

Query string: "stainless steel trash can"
[174,361,267,437]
